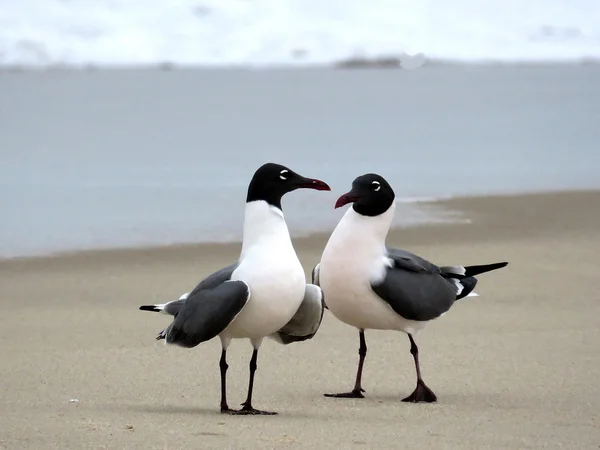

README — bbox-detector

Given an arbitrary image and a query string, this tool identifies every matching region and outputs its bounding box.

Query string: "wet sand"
[1,191,599,449]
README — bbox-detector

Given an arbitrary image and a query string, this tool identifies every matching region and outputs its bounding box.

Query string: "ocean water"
[1,65,600,258]
[1,0,600,67]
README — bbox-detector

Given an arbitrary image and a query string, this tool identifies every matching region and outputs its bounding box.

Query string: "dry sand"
[1,191,599,450]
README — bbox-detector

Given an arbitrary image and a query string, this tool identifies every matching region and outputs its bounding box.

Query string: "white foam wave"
[1,0,599,68]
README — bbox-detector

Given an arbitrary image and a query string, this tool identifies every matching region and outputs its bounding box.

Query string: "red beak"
[297,178,331,191]
[335,191,359,209]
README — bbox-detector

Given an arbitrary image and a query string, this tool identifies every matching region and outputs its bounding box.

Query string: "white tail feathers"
[450,280,479,298]
[157,292,190,314]
[450,278,464,296]
[139,292,190,315]
[153,303,170,315]
[441,265,466,276]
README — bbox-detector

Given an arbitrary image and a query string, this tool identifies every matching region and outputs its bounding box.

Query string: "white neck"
[240,201,293,258]
[325,202,396,258]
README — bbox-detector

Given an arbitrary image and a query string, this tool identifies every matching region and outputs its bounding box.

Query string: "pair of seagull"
[139,163,507,415]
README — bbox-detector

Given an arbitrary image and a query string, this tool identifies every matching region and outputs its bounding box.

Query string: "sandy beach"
[1,190,599,450]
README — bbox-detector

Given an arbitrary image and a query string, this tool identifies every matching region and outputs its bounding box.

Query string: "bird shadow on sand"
[96,402,319,419]
[95,403,218,416]
[363,391,508,409]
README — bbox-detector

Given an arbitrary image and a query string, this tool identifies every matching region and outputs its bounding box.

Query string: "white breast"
[223,202,306,340]
[319,204,426,334]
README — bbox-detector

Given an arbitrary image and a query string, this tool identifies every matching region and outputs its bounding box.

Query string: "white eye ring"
[280,169,289,180]
[372,181,381,191]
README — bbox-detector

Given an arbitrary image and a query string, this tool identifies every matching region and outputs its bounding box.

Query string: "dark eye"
[372,181,381,192]
[279,169,289,180]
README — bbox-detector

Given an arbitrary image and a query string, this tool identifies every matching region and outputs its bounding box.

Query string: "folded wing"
[373,248,508,321]
[160,280,250,348]
[270,284,325,344]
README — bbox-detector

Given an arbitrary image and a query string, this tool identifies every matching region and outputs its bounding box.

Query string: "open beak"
[335,190,360,209]
[295,177,331,191]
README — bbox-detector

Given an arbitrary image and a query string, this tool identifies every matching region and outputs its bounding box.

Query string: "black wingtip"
[139,305,159,312]
[464,261,509,277]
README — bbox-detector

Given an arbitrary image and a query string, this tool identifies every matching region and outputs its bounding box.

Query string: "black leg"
[219,349,231,413]
[325,329,367,399]
[230,348,277,415]
[402,334,437,403]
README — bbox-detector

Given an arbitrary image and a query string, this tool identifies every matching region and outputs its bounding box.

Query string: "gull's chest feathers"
[319,204,416,331]
[225,201,306,339]
[234,242,305,294]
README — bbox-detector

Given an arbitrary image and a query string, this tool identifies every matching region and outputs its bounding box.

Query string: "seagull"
[313,173,508,403]
[140,163,330,415]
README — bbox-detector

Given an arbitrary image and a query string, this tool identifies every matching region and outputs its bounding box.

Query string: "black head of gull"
[247,163,331,210]
[334,173,395,217]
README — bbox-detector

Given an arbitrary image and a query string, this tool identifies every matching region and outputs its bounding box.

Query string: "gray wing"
[311,263,328,310]
[385,247,442,274]
[160,280,250,348]
[371,248,457,322]
[160,296,187,315]
[311,264,320,286]
[189,262,239,294]
[140,264,238,317]
[270,284,325,345]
